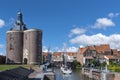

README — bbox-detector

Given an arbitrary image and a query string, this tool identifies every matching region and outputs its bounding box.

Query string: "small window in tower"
[10,37,14,40]
[9,34,14,40]
[9,43,14,50]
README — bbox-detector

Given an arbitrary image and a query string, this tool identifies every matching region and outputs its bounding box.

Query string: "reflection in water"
[55,68,92,80]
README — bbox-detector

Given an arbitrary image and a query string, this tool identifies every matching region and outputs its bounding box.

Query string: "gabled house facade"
[51,52,63,67]
[77,44,120,66]
[77,47,86,65]
[66,52,76,62]
[52,52,63,62]
[77,46,98,66]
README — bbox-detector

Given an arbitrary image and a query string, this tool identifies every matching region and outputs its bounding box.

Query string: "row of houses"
[43,44,120,67]
[76,44,120,66]
[42,52,76,65]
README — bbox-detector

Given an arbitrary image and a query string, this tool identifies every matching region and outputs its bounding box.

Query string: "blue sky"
[0,0,120,54]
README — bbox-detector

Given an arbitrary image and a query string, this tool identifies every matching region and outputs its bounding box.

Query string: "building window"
[9,43,14,50]
[9,34,14,40]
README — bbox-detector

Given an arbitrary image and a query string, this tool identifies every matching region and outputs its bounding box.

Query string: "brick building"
[6,12,42,64]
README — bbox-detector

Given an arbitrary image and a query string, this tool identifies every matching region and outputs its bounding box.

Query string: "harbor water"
[54,68,92,80]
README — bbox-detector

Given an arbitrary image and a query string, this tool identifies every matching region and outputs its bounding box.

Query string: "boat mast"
[63,43,67,66]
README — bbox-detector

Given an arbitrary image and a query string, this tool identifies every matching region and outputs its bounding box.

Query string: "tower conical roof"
[10,11,27,31]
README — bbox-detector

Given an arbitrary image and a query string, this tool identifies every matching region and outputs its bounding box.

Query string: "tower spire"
[10,11,27,31]
[17,11,23,24]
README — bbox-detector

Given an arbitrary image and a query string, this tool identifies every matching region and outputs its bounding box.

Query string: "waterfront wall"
[82,68,120,80]
[44,72,56,80]
[83,68,101,79]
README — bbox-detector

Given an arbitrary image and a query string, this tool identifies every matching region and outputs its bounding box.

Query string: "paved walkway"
[28,65,45,80]
[34,72,44,80]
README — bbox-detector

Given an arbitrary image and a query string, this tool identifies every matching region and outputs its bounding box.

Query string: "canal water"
[54,68,92,80]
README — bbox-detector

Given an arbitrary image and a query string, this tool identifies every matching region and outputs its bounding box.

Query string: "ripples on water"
[54,68,92,80]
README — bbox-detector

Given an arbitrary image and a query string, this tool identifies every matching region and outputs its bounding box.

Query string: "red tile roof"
[111,49,118,55]
[80,48,87,54]
[87,46,95,50]
[101,44,111,51]
[42,52,48,57]
[53,52,62,56]
[95,44,111,54]
[67,52,76,56]
[95,46,103,53]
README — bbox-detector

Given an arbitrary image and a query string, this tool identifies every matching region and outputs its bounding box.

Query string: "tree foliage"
[90,57,100,68]
[73,60,81,69]
[101,61,106,68]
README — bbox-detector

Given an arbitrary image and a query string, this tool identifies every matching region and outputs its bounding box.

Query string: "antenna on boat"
[47,45,50,53]
[47,45,51,63]
[63,43,67,53]
[63,43,67,65]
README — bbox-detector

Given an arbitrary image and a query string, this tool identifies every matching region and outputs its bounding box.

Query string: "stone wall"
[44,72,56,80]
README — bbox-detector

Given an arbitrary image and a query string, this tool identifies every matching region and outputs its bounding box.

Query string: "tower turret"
[10,11,27,31]
[17,11,23,25]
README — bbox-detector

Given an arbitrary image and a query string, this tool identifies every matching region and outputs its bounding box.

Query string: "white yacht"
[61,65,72,74]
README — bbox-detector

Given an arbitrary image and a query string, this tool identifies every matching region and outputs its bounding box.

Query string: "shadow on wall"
[44,75,51,80]
[6,58,15,64]
[0,56,6,64]
[6,58,28,64]
[28,75,51,80]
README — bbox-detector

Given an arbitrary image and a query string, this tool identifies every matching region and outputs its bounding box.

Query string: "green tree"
[101,61,106,68]
[73,60,81,69]
[90,57,100,68]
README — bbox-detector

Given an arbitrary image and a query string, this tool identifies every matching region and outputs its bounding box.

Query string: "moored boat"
[61,65,72,74]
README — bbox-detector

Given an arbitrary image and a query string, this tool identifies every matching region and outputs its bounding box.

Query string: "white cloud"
[70,33,120,50]
[42,46,48,52]
[43,46,58,52]
[108,12,120,18]
[56,46,78,52]
[0,19,5,28]
[48,46,78,52]
[92,18,115,29]
[69,27,86,37]
[79,45,84,48]
[66,46,78,52]
[53,47,61,52]
[0,52,5,56]
[62,43,78,52]
[0,44,4,48]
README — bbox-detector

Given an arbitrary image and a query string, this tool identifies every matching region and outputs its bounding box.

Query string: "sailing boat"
[60,44,72,74]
